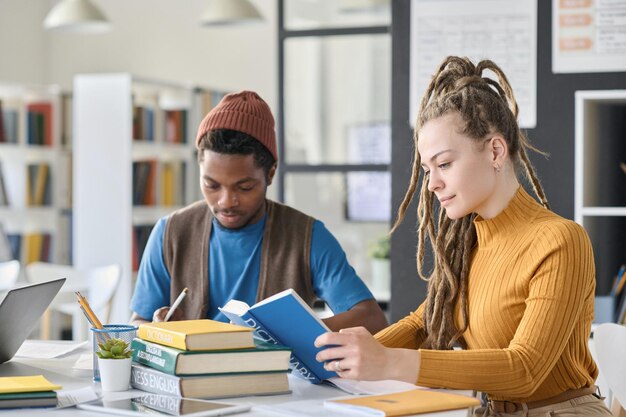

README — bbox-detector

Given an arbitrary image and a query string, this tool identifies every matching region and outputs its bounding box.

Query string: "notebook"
[0,278,65,364]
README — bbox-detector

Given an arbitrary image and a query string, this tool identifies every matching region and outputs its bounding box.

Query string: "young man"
[130,90,387,334]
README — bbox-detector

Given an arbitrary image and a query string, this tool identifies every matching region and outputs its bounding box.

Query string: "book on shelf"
[26,102,53,146]
[611,264,626,323]
[137,319,255,351]
[0,106,18,144]
[26,163,51,206]
[132,160,157,206]
[33,163,50,206]
[131,337,291,376]
[24,233,52,264]
[0,223,12,262]
[133,106,155,141]
[132,224,154,272]
[160,161,186,206]
[0,160,9,206]
[165,109,187,144]
[130,363,290,399]
[324,389,481,416]
[219,288,336,384]
[7,233,21,261]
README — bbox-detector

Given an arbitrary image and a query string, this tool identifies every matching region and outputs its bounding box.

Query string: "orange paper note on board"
[325,388,481,416]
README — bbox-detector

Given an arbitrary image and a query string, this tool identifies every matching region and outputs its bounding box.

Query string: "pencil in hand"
[164,287,188,322]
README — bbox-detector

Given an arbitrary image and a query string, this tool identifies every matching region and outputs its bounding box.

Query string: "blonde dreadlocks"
[391,56,549,350]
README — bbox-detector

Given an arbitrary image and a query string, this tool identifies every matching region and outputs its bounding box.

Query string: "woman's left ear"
[489,136,508,167]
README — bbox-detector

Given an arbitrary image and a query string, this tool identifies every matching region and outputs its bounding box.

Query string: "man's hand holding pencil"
[151,287,188,322]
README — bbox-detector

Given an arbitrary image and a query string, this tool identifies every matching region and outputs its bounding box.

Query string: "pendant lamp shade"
[44,0,111,33]
[200,0,263,26]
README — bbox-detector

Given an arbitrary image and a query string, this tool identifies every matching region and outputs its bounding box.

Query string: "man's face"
[199,150,275,229]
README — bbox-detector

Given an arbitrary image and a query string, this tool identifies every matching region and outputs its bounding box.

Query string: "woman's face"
[417,113,499,220]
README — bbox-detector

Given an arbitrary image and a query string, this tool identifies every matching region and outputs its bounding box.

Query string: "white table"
[0,341,473,417]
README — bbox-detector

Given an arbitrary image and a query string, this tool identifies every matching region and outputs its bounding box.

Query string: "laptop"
[0,278,66,364]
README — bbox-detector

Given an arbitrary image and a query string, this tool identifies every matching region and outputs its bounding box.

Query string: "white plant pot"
[371,258,391,294]
[98,357,131,392]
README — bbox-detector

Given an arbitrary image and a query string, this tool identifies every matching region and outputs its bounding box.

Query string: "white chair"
[25,262,121,341]
[56,264,121,341]
[0,259,20,291]
[594,323,626,416]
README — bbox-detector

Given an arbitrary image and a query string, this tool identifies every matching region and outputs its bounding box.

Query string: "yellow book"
[137,319,255,351]
[0,375,61,394]
[25,233,43,264]
[325,389,481,416]
[33,163,50,205]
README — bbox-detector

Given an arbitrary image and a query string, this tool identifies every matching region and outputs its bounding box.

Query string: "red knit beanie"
[195,90,277,161]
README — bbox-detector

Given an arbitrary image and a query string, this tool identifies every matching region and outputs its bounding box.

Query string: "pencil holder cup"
[90,324,137,382]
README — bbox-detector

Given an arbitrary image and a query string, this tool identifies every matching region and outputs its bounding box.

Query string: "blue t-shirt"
[130,215,373,322]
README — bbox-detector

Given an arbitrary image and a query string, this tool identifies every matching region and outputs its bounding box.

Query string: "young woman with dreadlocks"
[315,56,611,416]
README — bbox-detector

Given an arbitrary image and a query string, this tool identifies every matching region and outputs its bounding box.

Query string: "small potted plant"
[368,235,391,294]
[96,338,133,392]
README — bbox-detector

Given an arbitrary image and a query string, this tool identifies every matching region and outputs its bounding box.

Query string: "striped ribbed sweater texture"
[375,187,598,403]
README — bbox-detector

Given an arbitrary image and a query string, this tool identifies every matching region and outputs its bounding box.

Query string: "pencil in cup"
[90,324,137,382]
[75,291,106,344]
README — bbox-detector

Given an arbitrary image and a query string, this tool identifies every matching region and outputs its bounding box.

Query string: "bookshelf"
[73,74,219,322]
[575,90,626,297]
[0,82,72,266]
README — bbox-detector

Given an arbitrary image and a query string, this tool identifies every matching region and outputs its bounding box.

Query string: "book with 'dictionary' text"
[136,319,255,351]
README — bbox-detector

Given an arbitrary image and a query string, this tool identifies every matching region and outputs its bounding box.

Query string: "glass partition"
[284,35,391,165]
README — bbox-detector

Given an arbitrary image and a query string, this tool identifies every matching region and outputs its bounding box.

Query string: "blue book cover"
[219,289,336,384]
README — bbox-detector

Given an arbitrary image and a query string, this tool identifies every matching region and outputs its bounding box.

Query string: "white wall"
[0,1,48,84]
[1,0,277,108]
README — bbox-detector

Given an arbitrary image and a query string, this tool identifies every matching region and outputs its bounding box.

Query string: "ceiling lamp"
[43,0,111,33]
[200,0,263,26]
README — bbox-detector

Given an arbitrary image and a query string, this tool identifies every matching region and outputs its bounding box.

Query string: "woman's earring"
[494,163,501,172]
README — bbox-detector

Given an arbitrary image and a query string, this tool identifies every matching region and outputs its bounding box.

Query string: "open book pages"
[326,377,419,395]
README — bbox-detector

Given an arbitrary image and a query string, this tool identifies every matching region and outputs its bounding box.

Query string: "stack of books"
[0,375,61,410]
[130,319,292,399]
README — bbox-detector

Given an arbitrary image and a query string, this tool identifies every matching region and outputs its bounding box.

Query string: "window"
[277,0,391,300]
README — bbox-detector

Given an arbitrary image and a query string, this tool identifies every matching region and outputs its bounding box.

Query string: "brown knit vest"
[162,200,316,319]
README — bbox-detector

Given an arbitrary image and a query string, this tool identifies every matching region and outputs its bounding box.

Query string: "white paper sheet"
[14,340,88,359]
[410,0,537,128]
[326,377,419,395]
[552,0,626,73]
[57,386,100,409]
[72,353,94,370]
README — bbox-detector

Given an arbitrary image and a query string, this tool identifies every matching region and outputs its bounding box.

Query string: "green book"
[131,338,291,376]
[0,391,57,409]
[0,391,57,400]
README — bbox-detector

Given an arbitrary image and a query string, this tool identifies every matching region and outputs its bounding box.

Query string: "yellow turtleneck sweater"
[375,187,598,403]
